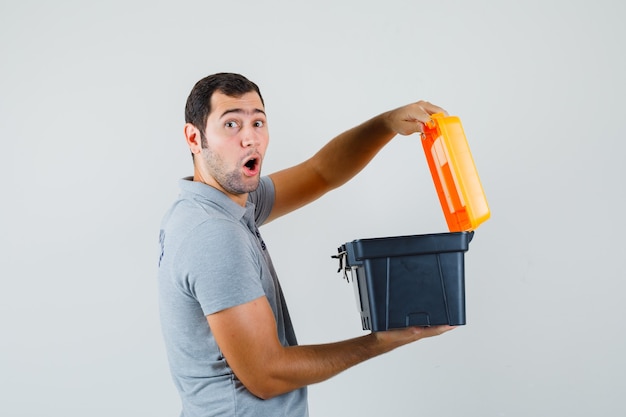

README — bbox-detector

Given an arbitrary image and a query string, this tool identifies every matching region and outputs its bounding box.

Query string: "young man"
[158,73,455,416]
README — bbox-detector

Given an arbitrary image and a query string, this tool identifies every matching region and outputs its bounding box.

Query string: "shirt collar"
[178,177,253,223]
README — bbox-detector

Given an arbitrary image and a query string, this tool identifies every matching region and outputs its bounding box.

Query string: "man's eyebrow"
[219,108,266,118]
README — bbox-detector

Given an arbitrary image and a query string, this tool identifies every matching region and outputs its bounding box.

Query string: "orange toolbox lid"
[421,113,490,232]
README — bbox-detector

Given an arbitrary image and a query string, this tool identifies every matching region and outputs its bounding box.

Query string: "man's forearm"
[307,98,444,191]
[307,112,396,190]
[248,325,453,400]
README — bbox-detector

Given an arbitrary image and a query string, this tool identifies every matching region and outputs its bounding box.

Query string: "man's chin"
[225,177,261,195]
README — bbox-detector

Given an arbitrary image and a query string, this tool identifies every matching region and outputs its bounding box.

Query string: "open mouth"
[243,156,259,175]
[244,158,257,169]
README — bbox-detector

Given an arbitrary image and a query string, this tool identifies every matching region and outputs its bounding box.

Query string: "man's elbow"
[251,388,277,401]
[241,375,293,400]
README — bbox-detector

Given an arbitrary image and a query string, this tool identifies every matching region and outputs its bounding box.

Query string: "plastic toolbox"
[334,231,473,331]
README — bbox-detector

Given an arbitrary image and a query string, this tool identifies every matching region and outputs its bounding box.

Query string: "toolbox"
[334,114,488,330]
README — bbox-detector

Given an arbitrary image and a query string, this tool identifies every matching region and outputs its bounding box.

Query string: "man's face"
[195,91,269,201]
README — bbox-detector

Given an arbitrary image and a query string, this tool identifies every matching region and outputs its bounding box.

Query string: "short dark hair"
[184,73,264,133]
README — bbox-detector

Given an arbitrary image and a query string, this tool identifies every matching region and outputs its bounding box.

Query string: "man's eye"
[225,121,239,129]
[254,121,265,128]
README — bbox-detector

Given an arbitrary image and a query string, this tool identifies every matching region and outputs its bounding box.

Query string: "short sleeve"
[178,218,266,316]
[249,176,275,226]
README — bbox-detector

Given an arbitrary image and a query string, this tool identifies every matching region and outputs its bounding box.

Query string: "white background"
[2,0,625,416]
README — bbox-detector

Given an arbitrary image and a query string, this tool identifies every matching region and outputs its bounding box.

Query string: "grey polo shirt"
[158,176,308,417]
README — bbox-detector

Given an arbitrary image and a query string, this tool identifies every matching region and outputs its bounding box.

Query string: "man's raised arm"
[266,101,447,223]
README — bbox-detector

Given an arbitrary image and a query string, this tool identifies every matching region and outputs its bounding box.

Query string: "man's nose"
[241,125,260,147]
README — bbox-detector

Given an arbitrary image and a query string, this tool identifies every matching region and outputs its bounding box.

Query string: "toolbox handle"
[331,246,351,282]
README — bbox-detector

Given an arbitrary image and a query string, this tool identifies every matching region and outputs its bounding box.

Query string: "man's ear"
[184,123,203,155]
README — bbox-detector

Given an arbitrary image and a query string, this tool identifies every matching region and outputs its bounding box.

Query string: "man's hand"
[384,100,448,136]
[372,325,457,349]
